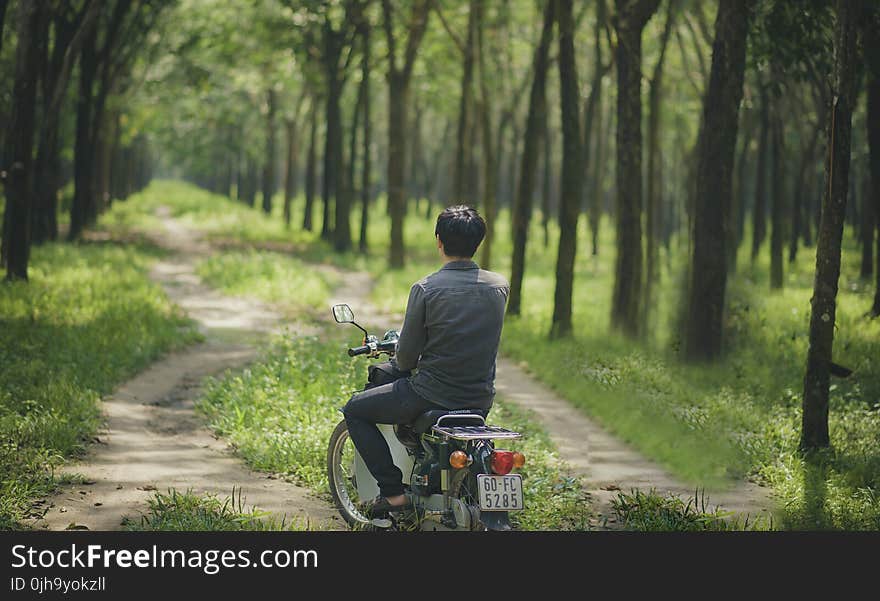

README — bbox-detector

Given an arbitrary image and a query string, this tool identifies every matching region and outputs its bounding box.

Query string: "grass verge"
[125,488,308,531]
[611,489,769,531]
[196,249,339,319]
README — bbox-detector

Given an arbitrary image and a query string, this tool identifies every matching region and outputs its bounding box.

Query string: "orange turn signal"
[449,450,469,469]
[512,452,526,469]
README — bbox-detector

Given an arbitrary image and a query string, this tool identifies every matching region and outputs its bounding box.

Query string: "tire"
[327,419,373,529]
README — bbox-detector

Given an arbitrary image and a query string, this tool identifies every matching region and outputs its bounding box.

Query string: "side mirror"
[332,303,355,324]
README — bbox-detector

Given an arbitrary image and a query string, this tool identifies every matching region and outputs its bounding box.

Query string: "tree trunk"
[508,0,555,316]
[283,118,299,228]
[585,0,607,258]
[322,79,340,241]
[262,88,276,214]
[803,184,814,246]
[800,0,858,450]
[96,110,116,212]
[550,0,582,339]
[332,71,352,251]
[387,73,409,268]
[791,119,822,263]
[770,98,786,289]
[683,0,751,361]
[645,0,677,323]
[409,102,423,205]
[359,26,372,253]
[109,112,123,203]
[31,9,54,245]
[869,75,880,316]
[2,1,44,280]
[0,0,8,55]
[245,158,257,207]
[304,102,318,231]
[590,63,608,257]
[476,0,496,270]
[751,83,769,262]
[861,177,874,281]
[453,0,478,204]
[611,0,660,337]
[347,63,364,249]
[730,106,754,271]
[68,25,99,242]
[381,0,431,269]
[541,121,552,249]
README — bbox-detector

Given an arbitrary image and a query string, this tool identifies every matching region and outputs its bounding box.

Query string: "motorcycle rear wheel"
[327,420,373,529]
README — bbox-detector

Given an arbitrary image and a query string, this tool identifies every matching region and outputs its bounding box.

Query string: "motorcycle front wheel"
[327,420,373,529]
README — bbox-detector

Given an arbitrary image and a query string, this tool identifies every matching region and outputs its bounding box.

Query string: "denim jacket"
[393,260,509,410]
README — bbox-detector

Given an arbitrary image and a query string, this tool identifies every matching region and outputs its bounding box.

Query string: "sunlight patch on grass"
[196,249,339,318]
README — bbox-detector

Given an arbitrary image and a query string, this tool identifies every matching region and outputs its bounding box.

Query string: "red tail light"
[490,450,515,475]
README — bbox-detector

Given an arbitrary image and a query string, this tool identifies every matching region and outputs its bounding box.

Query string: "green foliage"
[198,333,360,491]
[748,0,834,82]
[126,488,308,531]
[0,241,199,529]
[105,180,312,246]
[136,0,302,181]
[611,489,769,531]
[199,332,591,530]
[197,250,339,318]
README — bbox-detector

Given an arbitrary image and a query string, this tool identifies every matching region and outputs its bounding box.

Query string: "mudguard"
[480,511,513,531]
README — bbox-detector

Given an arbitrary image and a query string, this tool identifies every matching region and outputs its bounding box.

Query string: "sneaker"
[362,495,412,519]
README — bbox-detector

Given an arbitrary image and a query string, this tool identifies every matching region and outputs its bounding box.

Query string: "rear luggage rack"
[431,424,523,441]
[431,415,522,440]
[431,415,522,441]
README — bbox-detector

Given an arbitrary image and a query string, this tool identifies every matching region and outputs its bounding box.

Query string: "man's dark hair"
[435,205,486,258]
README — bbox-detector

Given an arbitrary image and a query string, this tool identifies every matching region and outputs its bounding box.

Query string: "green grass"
[196,249,339,318]
[110,180,319,249]
[125,488,308,531]
[123,180,880,530]
[610,489,769,531]
[198,332,590,531]
[0,240,200,529]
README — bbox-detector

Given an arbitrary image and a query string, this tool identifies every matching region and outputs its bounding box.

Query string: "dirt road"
[32,211,339,530]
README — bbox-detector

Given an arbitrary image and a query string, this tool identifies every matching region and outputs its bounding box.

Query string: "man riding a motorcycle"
[342,205,510,518]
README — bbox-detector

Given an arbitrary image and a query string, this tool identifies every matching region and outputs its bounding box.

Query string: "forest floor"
[32,205,774,530]
[30,209,340,530]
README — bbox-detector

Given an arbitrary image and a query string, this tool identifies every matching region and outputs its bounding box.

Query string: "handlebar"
[347,339,396,357]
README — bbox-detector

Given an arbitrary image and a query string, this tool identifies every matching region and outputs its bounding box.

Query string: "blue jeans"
[342,377,440,498]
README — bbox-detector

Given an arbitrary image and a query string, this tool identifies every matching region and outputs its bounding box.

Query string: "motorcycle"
[327,303,526,531]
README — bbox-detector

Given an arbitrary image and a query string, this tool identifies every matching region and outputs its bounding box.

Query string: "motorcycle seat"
[410,409,487,434]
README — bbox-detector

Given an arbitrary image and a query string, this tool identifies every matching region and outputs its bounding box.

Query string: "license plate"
[477,474,524,512]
